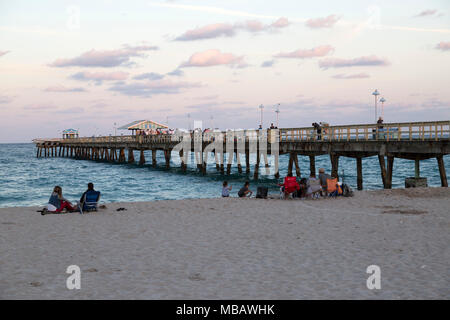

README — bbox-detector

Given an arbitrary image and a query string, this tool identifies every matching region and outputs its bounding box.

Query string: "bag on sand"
[256,186,268,199]
[342,184,354,197]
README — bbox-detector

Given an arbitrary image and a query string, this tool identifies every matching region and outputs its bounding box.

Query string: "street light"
[114,122,117,136]
[274,103,280,128]
[259,104,264,129]
[372,89,380,122]
[379,97,386,120]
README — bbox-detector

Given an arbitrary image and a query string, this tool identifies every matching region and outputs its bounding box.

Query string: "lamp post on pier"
[259,104,264,129]
[372,89,380,122]
[380,97,386,120]
[275,103,280,128]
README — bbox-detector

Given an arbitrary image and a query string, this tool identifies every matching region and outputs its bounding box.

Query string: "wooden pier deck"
[33,121,450,189]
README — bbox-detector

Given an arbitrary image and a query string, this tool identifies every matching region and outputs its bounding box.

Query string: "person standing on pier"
[312,122,322,141]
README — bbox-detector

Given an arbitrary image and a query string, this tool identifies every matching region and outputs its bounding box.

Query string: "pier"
[33,121,450,189]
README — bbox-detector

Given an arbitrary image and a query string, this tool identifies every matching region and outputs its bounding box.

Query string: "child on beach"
[47,186,76,213]
[238,181,253,198]
[222,181,232,197]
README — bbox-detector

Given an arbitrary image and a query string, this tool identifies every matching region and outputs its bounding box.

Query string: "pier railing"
[56,120,450,145]
[280,121,450,142]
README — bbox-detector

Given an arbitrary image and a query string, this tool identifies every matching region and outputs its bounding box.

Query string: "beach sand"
[1,188,449,299]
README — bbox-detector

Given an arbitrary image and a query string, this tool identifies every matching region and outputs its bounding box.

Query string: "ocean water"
[0,143,448,208]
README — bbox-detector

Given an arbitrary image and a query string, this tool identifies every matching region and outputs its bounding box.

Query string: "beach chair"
[326,178,342,197]
[279,176,300,199]
[307,178,322,199]
[79,190,101,214]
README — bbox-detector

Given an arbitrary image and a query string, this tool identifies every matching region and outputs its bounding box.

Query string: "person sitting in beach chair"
[47,186,76,213]
[78,183,101,214]
[306,174,322,199]
[238,181,253,198]
[278,173,300,199]
[326,178,343,197]
[318,168,331,196]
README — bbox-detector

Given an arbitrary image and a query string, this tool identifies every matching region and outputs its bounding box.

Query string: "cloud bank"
[331,73,370,79]
[44,85,87,92]
[49,45,158,68]
[319,55,390,69]
[180,49,247,68]
[275,45,334,59]
[109,79,201,97]
[175,17,290,41]
[70,71,129,84]
[305,15,340,29]
[436,41,450,51]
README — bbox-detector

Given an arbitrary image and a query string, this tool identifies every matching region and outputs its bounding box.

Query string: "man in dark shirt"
[79,182,95,204]
[238,181,253,198]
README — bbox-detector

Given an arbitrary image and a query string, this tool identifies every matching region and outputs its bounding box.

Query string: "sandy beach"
[1,188,449,300]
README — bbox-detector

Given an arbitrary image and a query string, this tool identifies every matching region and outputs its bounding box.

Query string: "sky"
[0,0,449,142]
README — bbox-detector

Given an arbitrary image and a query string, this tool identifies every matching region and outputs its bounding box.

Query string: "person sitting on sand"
[278,173,300,199]
[238,181,253,198]
[79,182,96,207]
[222,181,232,197]
[306,174,322,198]
[47,186,76,213]
[318,168,331,194]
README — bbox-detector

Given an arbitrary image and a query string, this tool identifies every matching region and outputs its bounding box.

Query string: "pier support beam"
[236,152,243,173]
[378,155,387,188]
[179,150,187,172]
[293,153,301,177]
[330,154,339,180]
[386,156,394,189]
[288,153,294,176]
[226,152,232,175]
[253,151,260,180]
[220,152,225,174]
[415,159,420,178]
[437,155,448,187]
[214,151,220,171]
[245,150,250,174]
[309,155,316,177]
[139,150,145,165]
[128,149,135,164]
[152,149,157,167]
[274,154,280,179]
[356,157,363,190]
[164,150,171,169]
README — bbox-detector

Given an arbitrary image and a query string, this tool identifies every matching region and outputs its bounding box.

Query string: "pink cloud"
[319,55,390,69]
[0,50,10,57]
[331,73,370,79]
[435,42,450,51]
[175,23,235,41]
[174,18,290,41]
[240,20,265,32]
[44,85,87,92]
[180,49,247,68]
[274,45,334,59]
[270,17,290,29]
[70,71,129,84]
[109,79,202,97]
[49,44,158,68]
[305,15,340,29]
[415,9,437,17]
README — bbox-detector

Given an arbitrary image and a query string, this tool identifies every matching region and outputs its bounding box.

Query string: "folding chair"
[79,190,101,214]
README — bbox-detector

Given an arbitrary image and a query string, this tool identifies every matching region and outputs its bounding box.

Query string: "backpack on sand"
[342,184,354,197]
